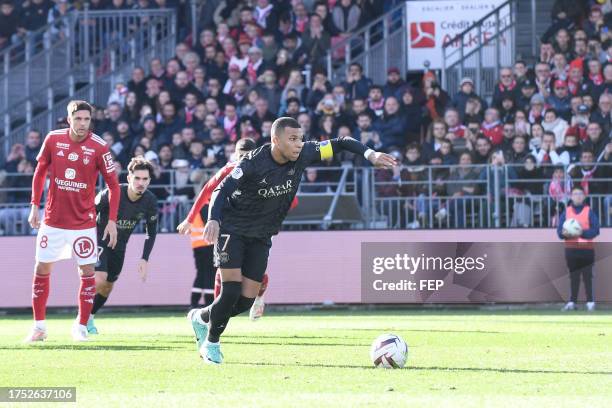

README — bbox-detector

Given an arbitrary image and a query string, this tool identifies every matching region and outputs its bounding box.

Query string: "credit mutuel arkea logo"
[410,22,436,48]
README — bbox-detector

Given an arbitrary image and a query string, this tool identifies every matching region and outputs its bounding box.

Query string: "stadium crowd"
[1,0,611,232]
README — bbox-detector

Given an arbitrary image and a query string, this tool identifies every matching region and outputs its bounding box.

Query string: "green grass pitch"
[1,310,611,407]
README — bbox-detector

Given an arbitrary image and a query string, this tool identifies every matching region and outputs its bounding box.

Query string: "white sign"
[405,0,512,70]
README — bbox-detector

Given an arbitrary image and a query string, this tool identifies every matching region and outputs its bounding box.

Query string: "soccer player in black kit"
[87,157,159,334]
[188,117,396,364]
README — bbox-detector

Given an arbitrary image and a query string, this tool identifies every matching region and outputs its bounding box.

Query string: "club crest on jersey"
[83,156,90,165]
[65,168,76,180]
[231,167,243,180]
[73,236,95,259]
[68,152,79,161]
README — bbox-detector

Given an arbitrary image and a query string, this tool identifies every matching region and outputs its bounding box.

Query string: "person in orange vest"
[188,209,215,309]
[557,185,600,312]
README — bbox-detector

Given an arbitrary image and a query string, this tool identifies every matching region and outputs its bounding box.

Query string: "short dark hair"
[236,138,257,157]
[67,100,92,116]
[127,156,154,177]
[271,117,300,138]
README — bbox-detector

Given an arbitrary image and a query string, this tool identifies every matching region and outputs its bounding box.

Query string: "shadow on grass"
[227,361,612,375]
[340,328,503,334]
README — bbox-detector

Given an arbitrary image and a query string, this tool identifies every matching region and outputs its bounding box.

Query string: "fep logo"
[410,22,436,48]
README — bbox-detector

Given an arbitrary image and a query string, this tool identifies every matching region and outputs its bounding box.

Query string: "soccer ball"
[563,218,583,237]
[370,333,408,369]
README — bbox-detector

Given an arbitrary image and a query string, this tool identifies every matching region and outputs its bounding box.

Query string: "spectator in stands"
[24,130,42,164]
[47,0,71,41]
[513,60,529,85]
[157,102,185,145]
[472,135,493,165]
[505,135,530,164]
[567,104,590,141]
[423,73,450,120]
[444,108,466,138]
[301,13,330,66]
[383,67,405,99]
[367,85,385,118]
[437,138,458,165]
[553,28,573,60]
[499,95,516,123]
[253,69,281,115]
[96,102,124,136]
[558,131,582,165]
[528,94,546,124]
[0,158,34,235]
[583,122,610,160]
[463,95,485,124]
[21,0,52,33]
[375,96,406,150]
[423,119,447,159]
[452,77,485,120]
[400,88,425,145]
[446,151,479,228]
[398,143,427,228]
[492,67,517,109]
[539,41,555,65]
[533,130,563,167]
[584,5,605,38]
[343,63,372,100]
[354,112,382,151]
[567,151,609,211]
[542,108,569,147]
[302,168,328,193]
[590,93,611,136]
[481,108,504,146]
[514,110,531,138]
[332,0,361,34]
[500,121,516,152]
[0,0,23,50]
[547,80,572,120]
[535,62,552,99]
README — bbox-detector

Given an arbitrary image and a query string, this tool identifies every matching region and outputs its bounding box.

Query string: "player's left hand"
[138,259,148,282]
[103,220,118,249]
[176,219,191,235]
[368,151,398,169]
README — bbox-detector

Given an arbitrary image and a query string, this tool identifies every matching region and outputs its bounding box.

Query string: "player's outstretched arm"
[305,136,397,169]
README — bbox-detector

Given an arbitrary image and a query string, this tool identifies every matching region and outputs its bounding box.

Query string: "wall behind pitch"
[1,229,611,308]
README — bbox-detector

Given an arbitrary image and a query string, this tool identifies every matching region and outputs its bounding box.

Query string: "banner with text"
[405,0,511,70]
[362,242,612,303]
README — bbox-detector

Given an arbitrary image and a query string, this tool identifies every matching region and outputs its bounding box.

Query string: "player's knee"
[34,262,52,276]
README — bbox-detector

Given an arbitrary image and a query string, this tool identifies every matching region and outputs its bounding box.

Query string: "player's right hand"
[28,205,40,229]
[203,220,220,244]
[176,219,192,235]
[104,220,118,249]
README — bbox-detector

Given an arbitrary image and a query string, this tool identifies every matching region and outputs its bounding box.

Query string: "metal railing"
[1,8,177,161]
[326,2,406,86]
[442,0,517,102]
[1,163,610,236]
